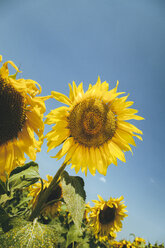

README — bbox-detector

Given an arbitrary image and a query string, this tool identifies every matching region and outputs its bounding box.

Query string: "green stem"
[28,162,67,221]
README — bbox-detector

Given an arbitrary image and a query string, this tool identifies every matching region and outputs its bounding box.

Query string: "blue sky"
[1,0,165,244]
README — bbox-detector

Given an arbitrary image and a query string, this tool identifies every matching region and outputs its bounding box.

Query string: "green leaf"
[62,171,86,201]
[8,162,40,191]
[0,217,58,248]
[66,224,82,247]
[61,171,86,228]
[0,204,12,232]
[0,204,10,225]
[0,188,32,218]
[77,243,90,248]
[49,217,68,246]
[0,179,8,196]
[65,224,90,248]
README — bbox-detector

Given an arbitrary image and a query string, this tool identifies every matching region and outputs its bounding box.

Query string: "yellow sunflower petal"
[51,91,71,105]
[116,129,136,146]
[95,148,107,175]
[108,141,126,163]
[118,121,143,134]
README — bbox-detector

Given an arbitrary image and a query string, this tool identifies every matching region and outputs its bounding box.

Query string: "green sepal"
[61,171,86,228]
[8,161,40,191]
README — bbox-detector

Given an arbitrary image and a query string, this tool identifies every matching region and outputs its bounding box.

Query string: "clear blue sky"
[1,0,165,244]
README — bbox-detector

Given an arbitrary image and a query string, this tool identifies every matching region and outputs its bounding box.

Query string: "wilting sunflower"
[45,77,143,176]
[88,195,127,240]
[0,56,49,181]
[29,175,62,218]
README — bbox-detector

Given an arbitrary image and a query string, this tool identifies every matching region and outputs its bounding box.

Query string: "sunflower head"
[133,237,146,245]
[0,73,26,146]
[88,195,128,240]
[45,77,143,176]
[0,56,49,181]
[29,175,62,218]
[0,58,25,146]
[119,240,135,248]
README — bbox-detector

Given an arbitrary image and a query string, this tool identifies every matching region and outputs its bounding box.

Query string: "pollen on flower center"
[68,98,117,147]
[99,204,116,225]
[83,111,102,135]
[0,77,26,146]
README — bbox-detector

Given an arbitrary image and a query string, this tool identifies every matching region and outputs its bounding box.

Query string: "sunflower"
[118,240,135,248]
[133,237,146,246]
[45,77,143,176]
[88,195,127,240]
[29,175,62,218]
[109,240,136,248]
[0,56,49,181]
[108,240,120,248]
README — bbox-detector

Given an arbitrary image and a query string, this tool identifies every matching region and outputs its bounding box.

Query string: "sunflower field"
[0,56,164,248]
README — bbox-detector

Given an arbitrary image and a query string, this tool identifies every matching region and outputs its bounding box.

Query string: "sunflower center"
[46,185,62,204]
[99,204,116,225]
[83,111,102,135]
[0,77,26,146]
[68,98,116,147]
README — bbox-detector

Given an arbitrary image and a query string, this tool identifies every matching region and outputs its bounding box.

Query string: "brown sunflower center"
[83,111,102,135]
[0,77,26,146]
[46,184,62,204]
[99,204,116,225]
[68,98,116,147]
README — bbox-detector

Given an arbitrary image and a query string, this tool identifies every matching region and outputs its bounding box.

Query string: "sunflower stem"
[28,162,67,221]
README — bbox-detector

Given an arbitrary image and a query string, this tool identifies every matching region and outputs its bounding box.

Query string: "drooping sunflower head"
[0,58,25,146]
[0,75,26,146]
[88,195,128,240]
[45,77,143,176]
[29,175,62,218]
[0,56,49,181]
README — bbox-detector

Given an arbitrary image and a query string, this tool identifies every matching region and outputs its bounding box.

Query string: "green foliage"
[0,164,164,248]
[0,188,31,217]
[8,162,40,191]
[0,162,40,235]
[48,204,90,248]
[65,224,89,248]
[0,218,57,248]
[0,179,8,196]
[61,171,86,228]
[0,204,11,232]
[61,171,86,200]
